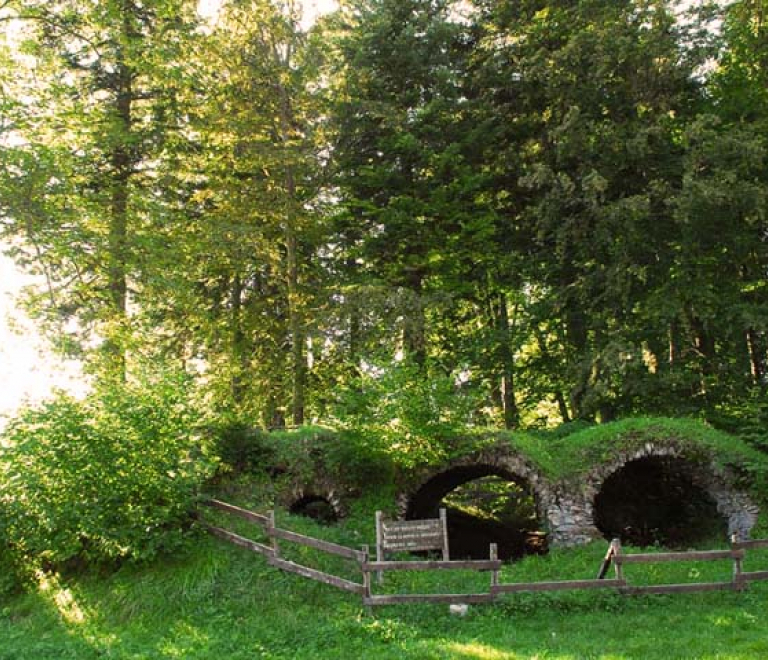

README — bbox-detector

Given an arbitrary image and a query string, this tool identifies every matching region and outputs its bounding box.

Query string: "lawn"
[3,514,768,660]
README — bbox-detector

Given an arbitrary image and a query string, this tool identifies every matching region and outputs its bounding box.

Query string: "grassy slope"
[493,417,768,484]
[3,515,768,660]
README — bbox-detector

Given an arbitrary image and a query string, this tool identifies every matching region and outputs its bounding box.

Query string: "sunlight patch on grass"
[442,641,522,659]
[156,621,212,657]
[37,571,86,625]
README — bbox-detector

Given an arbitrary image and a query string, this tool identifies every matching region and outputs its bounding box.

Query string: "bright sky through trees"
[0,0,338,423]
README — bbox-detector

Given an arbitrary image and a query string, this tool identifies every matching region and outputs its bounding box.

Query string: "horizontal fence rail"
[364,593,496,606]
[269,557,367,595]
[271,527,367,562]
[614,549,744,564]
[202,499,271,527]
[204,524,274,558]
[199,499,768,609]
[492,578,626,594]
[363,559,501,572]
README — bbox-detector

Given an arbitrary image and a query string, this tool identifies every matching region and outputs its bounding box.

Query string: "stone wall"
[396,441,759,547]
[546,442,759,546]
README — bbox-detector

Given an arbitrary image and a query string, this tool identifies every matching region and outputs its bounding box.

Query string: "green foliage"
[267,426,394,491]
[329,362,484,470]
[0,376,217,586]
[210,423,275,474]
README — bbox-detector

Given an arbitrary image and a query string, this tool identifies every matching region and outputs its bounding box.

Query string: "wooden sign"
[381,518,445,552]
[375,509,449,582]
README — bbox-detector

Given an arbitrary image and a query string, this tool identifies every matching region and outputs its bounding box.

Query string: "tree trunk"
[286,225,305,426]
[746,327,766,388]
[230,274,249,405]
[497,292,519,430]
[403,271,427,368]
[104,18,134,383]
[276,65,306,426]
[533,325,571,423]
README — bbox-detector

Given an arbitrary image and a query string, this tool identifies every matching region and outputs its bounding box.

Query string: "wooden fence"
[199,498,768,608]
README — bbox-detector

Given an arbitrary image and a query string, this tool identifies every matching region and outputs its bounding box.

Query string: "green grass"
[4,511,768,660]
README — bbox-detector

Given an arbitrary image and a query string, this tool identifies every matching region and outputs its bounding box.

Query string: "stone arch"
[551,442,759,546]
[398,449,552,559]
[279,484,347,522]
[289,493,339,524]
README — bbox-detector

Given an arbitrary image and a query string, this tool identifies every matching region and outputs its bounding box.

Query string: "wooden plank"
[382,519,443,532]
[440,508,450,561]
[202,499,270,526]
[615,549,743,564]
[620,582,736,595]
[378,511,447,554]
[361,545,372,601]
[732,533,745,591]
[380,540,447,553]
[363,559,502,572]
[269,557,366,595]
[205,524,274,558]
[596,540,617,580]
[376,511,384,585]
[271,527,366,561]
[733,539,768,551]
[364,593,495,606]
[490,543,499,590]
[739,570,768,582]
[269,510,280,560]
[493,579,626,594]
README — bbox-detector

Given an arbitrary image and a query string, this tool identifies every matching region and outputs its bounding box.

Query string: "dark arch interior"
[289,495,338,525]
[593,456,727,548]
[406,464,547,561]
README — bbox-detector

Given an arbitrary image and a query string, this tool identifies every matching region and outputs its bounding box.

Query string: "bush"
[212,422,275,473]
[0,376,217,584]
[329,361,483,470]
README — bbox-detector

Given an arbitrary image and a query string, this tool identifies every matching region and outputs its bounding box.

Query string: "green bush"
[0,376,217,585]
[212,422,275,473]
[266,426,394,490]
[329,361,483,470]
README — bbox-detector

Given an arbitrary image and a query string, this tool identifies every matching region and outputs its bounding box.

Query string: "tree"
[1,0,200,384]
[470,0,711,420]
[161,0,327,425]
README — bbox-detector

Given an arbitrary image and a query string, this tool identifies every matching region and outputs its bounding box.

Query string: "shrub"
[329,361,483,470]
[0,375,217,583]
[211,422,275,473]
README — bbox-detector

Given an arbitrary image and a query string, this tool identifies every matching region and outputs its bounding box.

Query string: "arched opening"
[593,455,727,548]
[289,495,338,525]
[406,464,547,560]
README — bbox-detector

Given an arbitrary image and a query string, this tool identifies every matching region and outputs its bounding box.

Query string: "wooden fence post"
[269,510,280,560]
[440,508,450,561]
[375,511,384,584]
[361,544,372,613]
[490,543,499,592]
[731,533,745,591]
[611,538,624,585]
[597,540,614,580]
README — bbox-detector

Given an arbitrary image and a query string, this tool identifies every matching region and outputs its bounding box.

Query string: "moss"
[237,417,768,506]
[548,417,768,486]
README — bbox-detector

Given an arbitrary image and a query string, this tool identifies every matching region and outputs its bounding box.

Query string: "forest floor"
[3,505,768,660]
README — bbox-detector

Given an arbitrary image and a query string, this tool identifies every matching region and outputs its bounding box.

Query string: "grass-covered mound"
[544,417,768,487]
[459,418,768,489]
[244,417,768,502]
